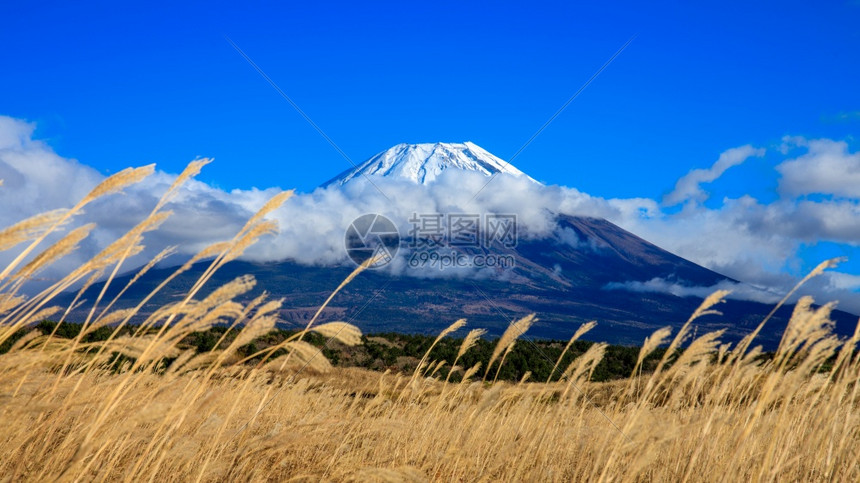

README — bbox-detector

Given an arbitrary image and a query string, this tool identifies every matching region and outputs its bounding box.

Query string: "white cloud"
[604,278,783,305]
[777,137,860,198]
[1,115,859,312]
[0,117,103,218]
[0,116,279,279]
[603,273,860,314]
[663,145,764,206]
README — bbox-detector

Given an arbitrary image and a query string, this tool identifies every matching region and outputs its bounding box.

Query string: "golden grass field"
[1,163,859,481]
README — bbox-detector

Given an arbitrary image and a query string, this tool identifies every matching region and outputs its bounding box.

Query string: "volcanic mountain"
[322,142,538,186]
[66,143,858,349]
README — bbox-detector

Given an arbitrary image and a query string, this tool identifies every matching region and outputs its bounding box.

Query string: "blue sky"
[3,0,858,196]
[2,0,860,307]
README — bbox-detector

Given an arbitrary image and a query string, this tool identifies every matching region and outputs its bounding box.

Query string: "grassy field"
[2,164,859,481]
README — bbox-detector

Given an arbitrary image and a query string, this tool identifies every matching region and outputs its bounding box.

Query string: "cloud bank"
[1,115,859,311]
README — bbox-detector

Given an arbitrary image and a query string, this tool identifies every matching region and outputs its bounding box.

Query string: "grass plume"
[1,163,860,481]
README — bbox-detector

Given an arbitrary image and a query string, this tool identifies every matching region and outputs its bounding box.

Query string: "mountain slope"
[62,213,857,349]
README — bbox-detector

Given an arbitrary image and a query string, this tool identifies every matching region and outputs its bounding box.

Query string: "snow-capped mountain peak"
[321,142,538,187]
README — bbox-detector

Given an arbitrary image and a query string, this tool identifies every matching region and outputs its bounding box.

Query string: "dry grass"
[1,164,860,482]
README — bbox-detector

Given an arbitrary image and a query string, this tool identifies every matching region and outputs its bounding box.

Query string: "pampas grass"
[411,318,465,383]
[1,161,860,481]
[547,320,596,383]
[311,321,364,346]
[484,313,535,381]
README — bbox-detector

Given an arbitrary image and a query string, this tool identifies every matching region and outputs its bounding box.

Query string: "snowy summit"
[321,142,538,187]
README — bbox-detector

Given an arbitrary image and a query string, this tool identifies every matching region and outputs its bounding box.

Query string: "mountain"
[61,143,859,349]
[63,213,858,349]
[321,142,538,186]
